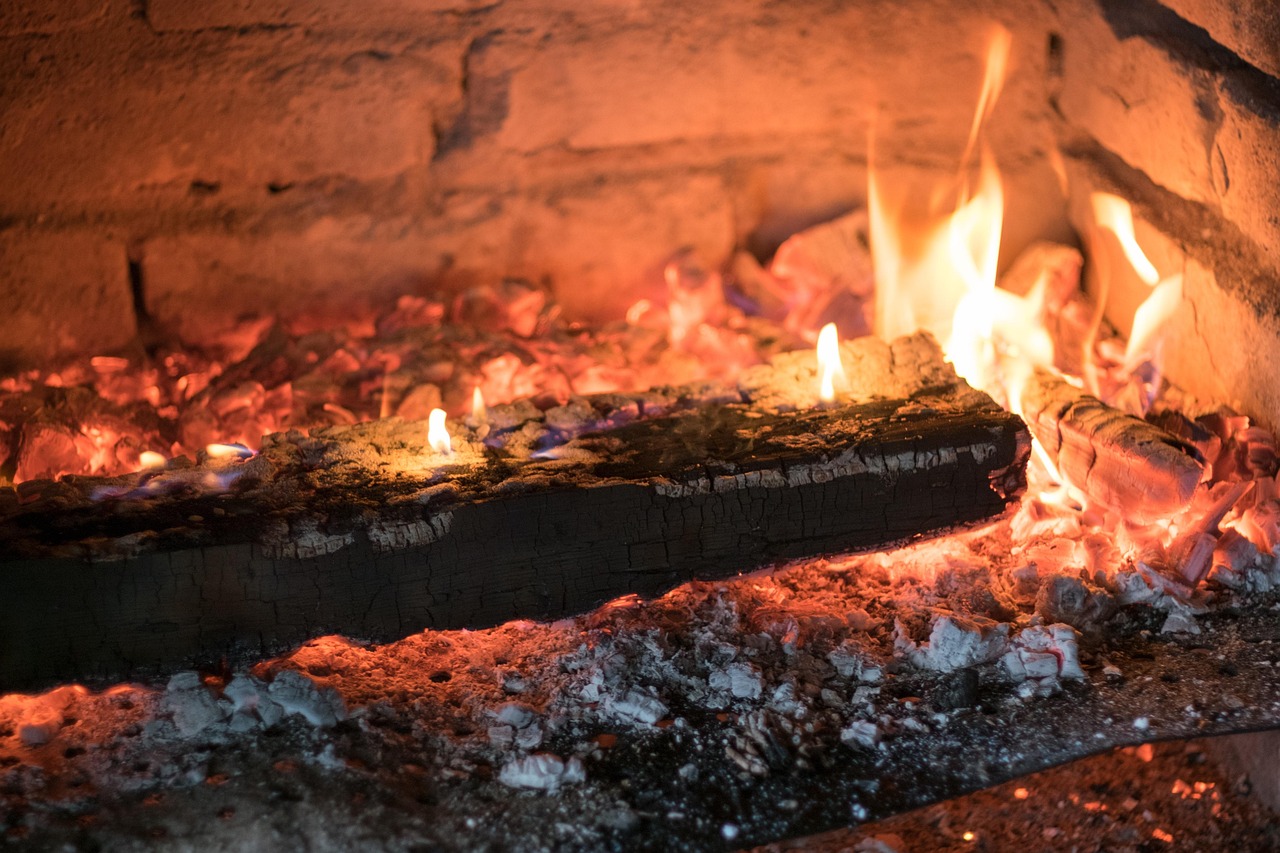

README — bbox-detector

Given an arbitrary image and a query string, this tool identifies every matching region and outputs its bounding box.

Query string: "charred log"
[0,334,1029,690]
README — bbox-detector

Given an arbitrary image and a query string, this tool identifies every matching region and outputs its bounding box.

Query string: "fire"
[1091,193,1160,286]
[816,322,845,404]
[205,443,254,460]
[428,408,452,455]
[870,27,1014,394]
[138,450,167,471]
[470,386,487,427]
[1124,273,1182,373]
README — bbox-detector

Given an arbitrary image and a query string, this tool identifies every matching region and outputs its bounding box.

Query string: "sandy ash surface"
[4,500,1280,850]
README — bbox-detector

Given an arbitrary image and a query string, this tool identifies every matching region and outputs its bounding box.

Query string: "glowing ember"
[816,322,845,404]
[428,408,452,455]
[138,450,167,470]
[205,442,254,460]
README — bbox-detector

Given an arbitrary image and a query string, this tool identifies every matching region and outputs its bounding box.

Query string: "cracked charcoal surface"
[0,334,1029,690]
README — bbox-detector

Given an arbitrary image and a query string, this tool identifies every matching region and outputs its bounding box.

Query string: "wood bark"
[1020,368,1204,522]
[0,334,1029,690]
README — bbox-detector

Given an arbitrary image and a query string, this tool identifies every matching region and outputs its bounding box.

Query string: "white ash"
[266,670,347,726]
[708,662,763,700]
[603,688,669,726]
[497,753,586,792]
[840,720,882,750]
[894,614,1010,672]
[1003,623,1086,697]
[164,671,230,737]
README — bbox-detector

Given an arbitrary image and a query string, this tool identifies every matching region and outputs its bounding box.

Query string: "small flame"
[1090,193,1160,286]
[816,322,845,404]
[471,386,487,426]
[206,443,254,460]
[138,451,167,471]
[428,408,452,454]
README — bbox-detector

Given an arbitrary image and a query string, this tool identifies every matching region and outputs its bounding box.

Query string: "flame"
[961,25,1012,169]
[1090,193,1159,286]
[138,451,167,471]
[871,27,1012,393]
[206,443,254,460]
[428,408,452,454]
[943,147,1005,389]
[471,386,487,426]
[1124,273,1183,372]
[816,322,845,404]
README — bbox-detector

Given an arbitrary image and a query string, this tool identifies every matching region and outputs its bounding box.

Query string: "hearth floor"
[762,737,1280,853]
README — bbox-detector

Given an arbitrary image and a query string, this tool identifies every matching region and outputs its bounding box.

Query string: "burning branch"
[1019,369,1204,523]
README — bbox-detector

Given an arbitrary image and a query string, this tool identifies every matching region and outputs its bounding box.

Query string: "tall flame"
[1090,193,1160,286]
[816,322,845,404]
[428,408,452,455]
[470,386,487,426]
[943,146,1005,389]
[871,26,1011,392]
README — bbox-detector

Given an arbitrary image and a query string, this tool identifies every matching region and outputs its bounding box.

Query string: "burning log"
[1019,369,1204,522]
[0,334,1029,690]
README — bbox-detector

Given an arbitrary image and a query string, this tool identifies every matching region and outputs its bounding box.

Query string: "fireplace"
[3,0,1280,848]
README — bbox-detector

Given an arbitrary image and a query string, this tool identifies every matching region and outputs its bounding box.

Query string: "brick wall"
[4,0,1279,432]
[1051,0,1280,426]
[0,0,1067,360]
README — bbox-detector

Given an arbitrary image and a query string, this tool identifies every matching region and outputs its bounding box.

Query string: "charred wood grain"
[1020,368,1204,522]
[0,335,1030,690]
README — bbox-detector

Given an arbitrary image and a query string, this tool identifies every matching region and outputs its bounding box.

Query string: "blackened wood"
[0,335,1030,690]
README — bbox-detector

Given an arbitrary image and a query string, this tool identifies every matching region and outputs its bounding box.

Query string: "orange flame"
[871,27,1012,393]
[138,450,167,471]
[1124,273,1183,372]
[943,146,1005,389]
[1090,193,1159,286]
[961,26,1012,170]
[428,408,452,455]
[470,386,487,427]
[206,443,253,460]
[816,322,845,404]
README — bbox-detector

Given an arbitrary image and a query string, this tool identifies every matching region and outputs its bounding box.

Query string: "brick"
[143,171,735,343]
[1057,11,1218,206]
[1214,89,1280,273]
[0,37,459,215]
[0,229,137,366]
[507,172,735,324]
[1065,159,1280,430]
[143,218,443,346]
[0,0,110,35]
[1057,0,1280,270]
[146,0,487,32]
[1160,0,1280,80]
[496,1,1054,165]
